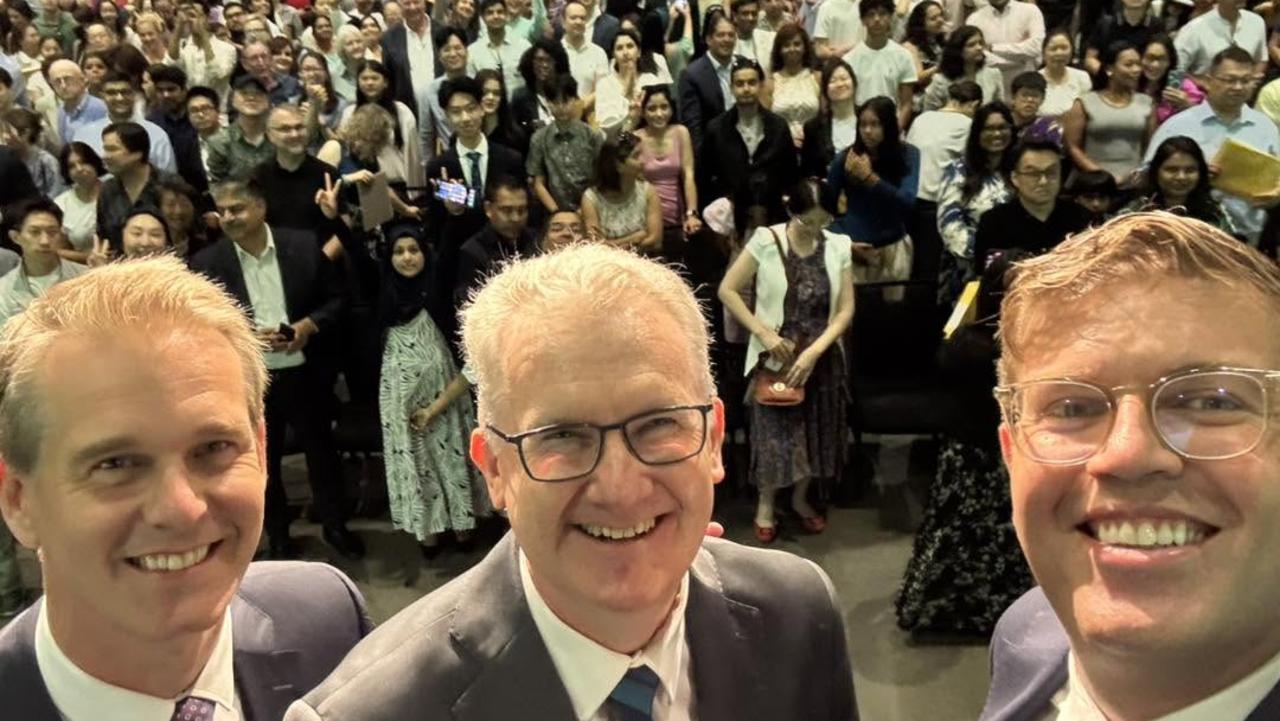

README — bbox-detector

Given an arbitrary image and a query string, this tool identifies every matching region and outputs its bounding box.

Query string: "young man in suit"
[287,243,858,721]
[678,10,738,159]
[425,76,524,342]
[0,256,371,720]
[981,212,1280,721]
[191,179,365,561]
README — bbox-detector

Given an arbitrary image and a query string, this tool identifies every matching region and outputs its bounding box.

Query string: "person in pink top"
[634,84,700,267]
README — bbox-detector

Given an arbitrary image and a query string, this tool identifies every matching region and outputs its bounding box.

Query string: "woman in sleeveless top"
[764,24,821,147]
[635,86,701,265]
[1063,41,1154,189]
[581,133,663,253]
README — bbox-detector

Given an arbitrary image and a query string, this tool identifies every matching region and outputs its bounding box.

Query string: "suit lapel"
[449,535,577,721]
[217,240,251,310]
[686,547,763,721]
[230,595,304,721]
[0,602,62,721]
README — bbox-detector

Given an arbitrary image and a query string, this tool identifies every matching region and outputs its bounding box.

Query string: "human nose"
[143,462,209,527]
[583,430,652,506]
[1085,394,1184,483]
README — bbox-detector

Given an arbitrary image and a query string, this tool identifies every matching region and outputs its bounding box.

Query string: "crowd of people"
[0,0,1277,662]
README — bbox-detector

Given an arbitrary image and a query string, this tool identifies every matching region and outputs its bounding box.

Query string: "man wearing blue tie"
[0,256,371,720]
[287,243,858,720]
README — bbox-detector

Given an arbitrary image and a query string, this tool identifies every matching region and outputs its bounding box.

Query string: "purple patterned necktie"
[171,695,217,721]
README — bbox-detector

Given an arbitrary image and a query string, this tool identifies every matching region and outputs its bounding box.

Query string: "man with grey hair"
[0,256,371,718]
[287,243,859,720]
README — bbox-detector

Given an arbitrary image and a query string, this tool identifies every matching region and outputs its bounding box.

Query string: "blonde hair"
[340,103,392,163]
[998,211,1280,382]
[134,11,167,34]
[0,256,268,475]
[460,243,715,423]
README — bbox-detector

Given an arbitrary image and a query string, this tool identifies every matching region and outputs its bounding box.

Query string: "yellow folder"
[1211,138,1280,198]
[943,281,981,340]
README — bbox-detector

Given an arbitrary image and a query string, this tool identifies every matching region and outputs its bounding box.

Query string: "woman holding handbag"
[717,178,856,544]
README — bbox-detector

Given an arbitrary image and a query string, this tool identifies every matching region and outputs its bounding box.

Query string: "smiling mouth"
[576,516,660,542]
[126,542,220,573]
[1079,519,1218,550]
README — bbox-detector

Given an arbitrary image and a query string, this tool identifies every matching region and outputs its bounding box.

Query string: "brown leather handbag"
[753,227,806,407]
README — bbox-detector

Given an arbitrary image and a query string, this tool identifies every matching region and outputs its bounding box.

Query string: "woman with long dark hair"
[1116,135,1236,234]
[1063,40,1153,188]
[474,67,528,153]
[935,101,1014,304]
[593,28,664,133]
[635,84,700,261]
[1138,34,1194,125]
[299,51,350,146]
[340,60,425,196]
[765,23,820,147]
[581,133,663,252]
[923,26,1003,111]
[828,96,918,281]
[902,0,944,106]
[511,37,569,135]
[801,58,858,176]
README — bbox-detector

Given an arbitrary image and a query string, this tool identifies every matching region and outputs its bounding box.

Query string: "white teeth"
[580,518,658,541]
[1091,519,1210,549]
[133,544,211,572]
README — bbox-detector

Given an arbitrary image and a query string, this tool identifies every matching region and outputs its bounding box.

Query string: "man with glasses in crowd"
[1146,46,1280,246]
[287,243,858,720]
[72,71,178,175]
[47,60,104,148]
[980,211,1280,720]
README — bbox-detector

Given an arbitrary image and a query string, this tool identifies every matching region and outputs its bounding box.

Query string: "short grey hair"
[0,256,269,475]
[460,243,715,423]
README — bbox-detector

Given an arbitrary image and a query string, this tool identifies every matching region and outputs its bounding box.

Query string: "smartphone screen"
[435,181,471,206]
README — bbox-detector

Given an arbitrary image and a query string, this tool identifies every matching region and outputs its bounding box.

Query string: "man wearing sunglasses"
[288,243,858,720]
[980,211,1280,720]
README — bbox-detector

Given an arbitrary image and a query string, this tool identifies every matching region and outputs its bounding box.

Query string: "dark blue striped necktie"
[607,665,661,720]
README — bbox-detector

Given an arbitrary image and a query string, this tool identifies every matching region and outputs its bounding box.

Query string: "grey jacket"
[287,533,859,721]
[0,561,372,721]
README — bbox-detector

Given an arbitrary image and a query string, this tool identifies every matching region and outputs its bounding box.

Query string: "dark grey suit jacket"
[677,54,728,159]
[0,561,372,721]
[381,22,441,121]
[287,533,859,721]
[980,587,1280,721]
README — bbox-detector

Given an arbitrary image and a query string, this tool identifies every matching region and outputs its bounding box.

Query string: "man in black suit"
[0,256,370,720]
[678,9,738,160]
[701,58,799,226]
[191,179,365,561]
[453,175,539,309]
[380,0,438,120]
[425,76,524,339]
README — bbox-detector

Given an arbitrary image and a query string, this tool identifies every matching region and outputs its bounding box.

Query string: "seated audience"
[581,133,663,253]
[1064,41,1152,190]
[906,79,980,282]
[924,27,1003,111]
[973,139,1090,269]
[528,75,604,214]
[1146,47,1280,245]
[53,141,105,260]
[378,224,489,560]
[1118,135,1237,235]
[718,178,855,543]
[1038,30,1091,118]
[634,84,700,264]
[936,101,1015,304]
[827,95,919,282]
[0,198,86,323]
[288,241,857,721]
[801,58,857,177]
[0,255,371,718]
[764,23,821,148]
[980,212,1280,721]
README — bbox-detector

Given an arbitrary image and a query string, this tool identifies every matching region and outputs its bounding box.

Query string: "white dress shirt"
[235,227,305,370]
[1173,8,1268,76]
[456,132,490,189]
[905,108,970,201]
[35,601,242,721]
[712,54,736,110]
[813,0,864,51]
[177,37,239,110]
[518,551,695,721]
[404,17,437,100]
[466,33,533,99]
[966,0,1045,93]
[563,35,610,96]
[1043,649,1280,721]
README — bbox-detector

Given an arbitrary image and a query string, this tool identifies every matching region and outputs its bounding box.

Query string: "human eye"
[527,426,596,454]
[89,454,149,482]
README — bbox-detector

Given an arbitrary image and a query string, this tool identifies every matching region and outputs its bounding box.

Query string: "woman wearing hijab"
[378,225,489,560]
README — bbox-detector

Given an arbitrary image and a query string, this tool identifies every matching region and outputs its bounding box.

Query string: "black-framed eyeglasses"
[486,403,714,482]
[994,366,1280,466]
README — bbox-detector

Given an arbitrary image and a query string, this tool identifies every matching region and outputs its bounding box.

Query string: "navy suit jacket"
[381,22,441,120]
[980,587,1280,721]
[677,54,728,159]
[285,533,859,721]
[0,561,372,721]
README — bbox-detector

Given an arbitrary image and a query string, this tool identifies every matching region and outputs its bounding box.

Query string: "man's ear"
[0,459,41,550]
[998,423,1015,469]
[707,398,726,486]
[470,428,509,511]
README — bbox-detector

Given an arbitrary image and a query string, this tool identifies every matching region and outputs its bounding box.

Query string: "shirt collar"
[1062,648,1280,721]
[233,225,277,263]
[458,132,489,158]
[35,600,238,721]
[519,549,690,721]
[1199,102,1257,129]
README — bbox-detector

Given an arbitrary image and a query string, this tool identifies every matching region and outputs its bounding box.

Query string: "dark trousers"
[264,364,346,541]
[909,199,943,284]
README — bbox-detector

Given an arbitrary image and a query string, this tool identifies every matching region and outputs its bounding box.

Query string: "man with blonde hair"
[287,243,858,720]
[0,256,370,718]
[981,211,1280,720]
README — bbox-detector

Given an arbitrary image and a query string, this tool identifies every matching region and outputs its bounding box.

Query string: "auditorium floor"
[6,451,993,721]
